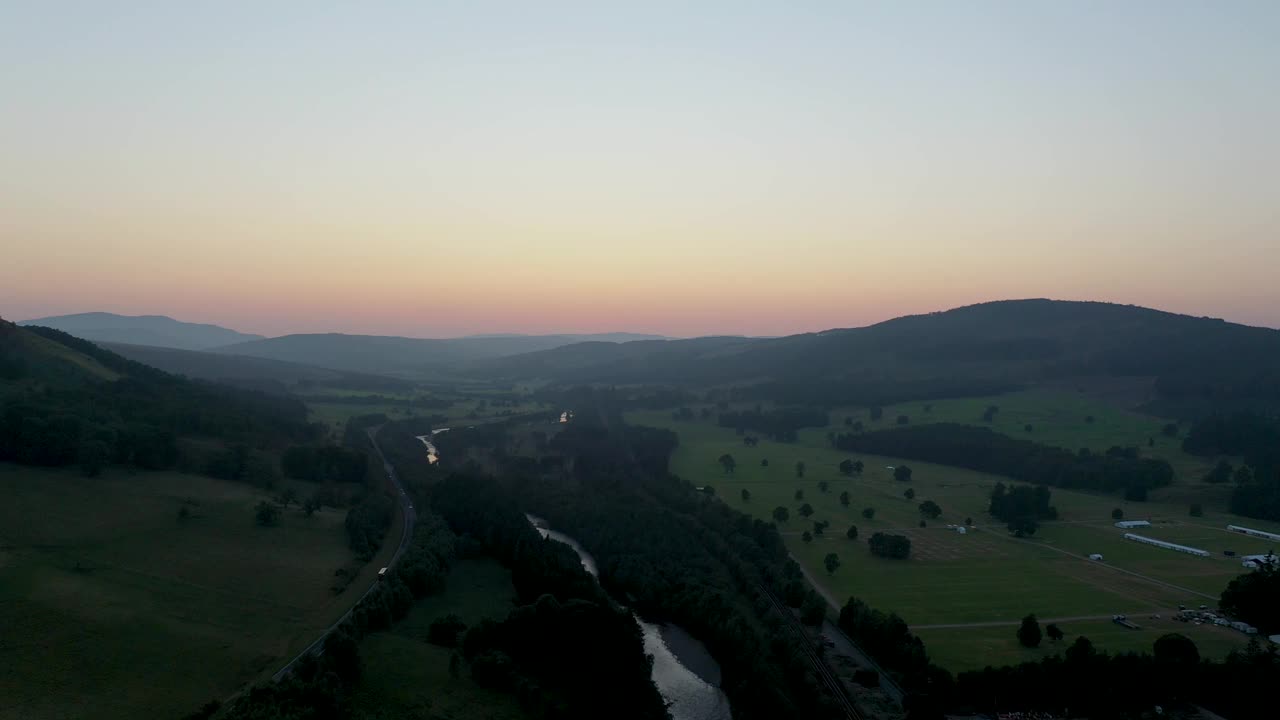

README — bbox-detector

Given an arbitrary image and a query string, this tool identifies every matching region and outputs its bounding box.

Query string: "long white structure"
[1115,520,1151,529]
[1123,533,1210,557]
[1227,524,1280,542]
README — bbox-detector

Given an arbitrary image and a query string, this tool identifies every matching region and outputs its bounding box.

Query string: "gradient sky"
[3,1,1278,338]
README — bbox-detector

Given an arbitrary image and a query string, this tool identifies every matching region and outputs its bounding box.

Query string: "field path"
[913,613,1155,630]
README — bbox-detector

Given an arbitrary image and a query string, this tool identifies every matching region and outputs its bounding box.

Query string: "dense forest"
[0,322,320,475]
[717,406,829,441]
[1182,413,1280,521]
[834,423,1174,499]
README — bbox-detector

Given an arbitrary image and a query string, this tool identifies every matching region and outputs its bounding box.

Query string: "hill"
[0,318,317,473]
[18,311,263,350]
[100,341,413,393]
[215,331,672,376]
[482,300,1280,415]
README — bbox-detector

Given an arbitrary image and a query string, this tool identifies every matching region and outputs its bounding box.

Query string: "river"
[526,515,733,720]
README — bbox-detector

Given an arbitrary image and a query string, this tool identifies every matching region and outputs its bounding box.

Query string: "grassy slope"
[0,464,356,720]
[349,557,530,720]
[627,410,1265,672]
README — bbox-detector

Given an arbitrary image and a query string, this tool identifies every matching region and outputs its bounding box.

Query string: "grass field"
[0,463,362,720]
[350,557,529,720]
[626,411,1262,672]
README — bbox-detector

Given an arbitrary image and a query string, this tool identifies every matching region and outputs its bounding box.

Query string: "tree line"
[1183,412,1280,521]
[717,406,829,442]
[834,423,1173,499]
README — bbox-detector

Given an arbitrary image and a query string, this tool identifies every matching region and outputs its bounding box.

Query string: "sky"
[3,1,1278,338]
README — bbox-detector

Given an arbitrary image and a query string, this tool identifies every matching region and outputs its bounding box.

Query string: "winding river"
[526,515,733,720]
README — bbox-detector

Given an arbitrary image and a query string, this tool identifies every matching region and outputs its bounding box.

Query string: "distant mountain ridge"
[20,312,263,351]
[214,332,676,377]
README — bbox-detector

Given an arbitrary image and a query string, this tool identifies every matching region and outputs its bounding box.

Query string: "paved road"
[271,426,415,682]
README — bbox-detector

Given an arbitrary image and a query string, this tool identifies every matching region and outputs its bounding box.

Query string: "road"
[271,425,415,682]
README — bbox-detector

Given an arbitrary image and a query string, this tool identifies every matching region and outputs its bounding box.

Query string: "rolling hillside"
[19,312,263,350]
[481,300,1280,415]
[215,331,668,376]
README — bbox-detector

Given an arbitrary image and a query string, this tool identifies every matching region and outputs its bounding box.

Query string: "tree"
[818,480,829,493]
[1017,614,1042,648]
[824,553,841,575]
[846,525,858,540]
[893,465,913,483]
[870,406,884,422]
[982,405,999,422]
[839,491,850,507]
[772,506,790,524]
[1161,423,1179,438]
[904,488,916,500]
[1234,465,1255,485]
[279,487,297,508]
[794,489,804,501]
[861,507,875,520]
[1008,517,1038,537]
[303,498,318,517]
[1153,633,1200,665]
[897,415,910,425]
[1111,507,1124,520]
[802,531,813,543]
[449,651,462,680]
[839,458,854,476]
[741,488,751,503]
[1025,424,1034,433]
[853,460,864,474]
[813,520,826,536]
[919,500,942,519]
[1046,623,1064,643]
[255,501,280,527]
[964,517,973,526]
[718,453,737,474]
[799,503,815,518]
[761,458,769,467]
[795,461,806,478]
[177,505,191,522]
[1204,459,1234,484]
[868,532,910,559]
[844,416,853,427]
[1220,563,1280,634]
[1085,415,1095,424]
[1189,503,1204,517]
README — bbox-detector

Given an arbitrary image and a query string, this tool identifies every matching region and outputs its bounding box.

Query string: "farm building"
[1227,524,1280,542]
[1241,553,1278,569]
[1114,520,1151,529]
[1123,533,1210,557]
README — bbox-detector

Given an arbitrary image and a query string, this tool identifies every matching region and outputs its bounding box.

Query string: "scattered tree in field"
[1046,623,1064,643]
[1149,437,1155,447]
[897,415,910,425]
[818,480,829,493]
[1111,507,1124,520]
[1189,503,1203,517]
[304,498,318,517]
[870,406,884,422]
[919,500,942,519]
[846,525,858,540]
[177,505,191,522]
[894,465,913,483]
[761,458,769,467]
[844,416,853,426]
[799,503,815,518]
[851,421,864,433]
[982,405,999,422]
[1025,424,1034,433]
[919,520,927,528]
[824,553,841,574]
[964,517,973,526]
[814,520,827,536]
[1203,459,1234,484]
[772,506,790,523]
[868,532,911,559]
[802,531,813,543]
[904,488,916,500]
[1161,423,1180,438]
[1085,415,1096,424]
[718,453,737,474]
[839,491,850,507]
[1234,465,1255,485]
[853,460,864,474]
[279,487,297,508]
[862,507,876,520]
[794,489,805,501]
[924,404,933,413]
[795,461,806,479]
[255,501,280,527]
[741,488,751,503]
[1017,614,1042,648]
[839,458,855,476]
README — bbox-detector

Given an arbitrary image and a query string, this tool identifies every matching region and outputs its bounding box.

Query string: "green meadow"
[350,557,530,720]
[627,410,1260,671]
[0,464,358,720]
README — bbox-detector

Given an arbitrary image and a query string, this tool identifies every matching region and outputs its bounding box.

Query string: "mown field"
[0,464,358,720]
[350,557,530,720]
[626,410,1263,672]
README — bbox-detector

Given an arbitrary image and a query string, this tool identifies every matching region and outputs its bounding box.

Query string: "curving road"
[271,426,414,682]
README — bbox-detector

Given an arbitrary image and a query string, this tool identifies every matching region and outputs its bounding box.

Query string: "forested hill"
[19,311,263,350]
[0,318,317,472]
[480,300,1280,414]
